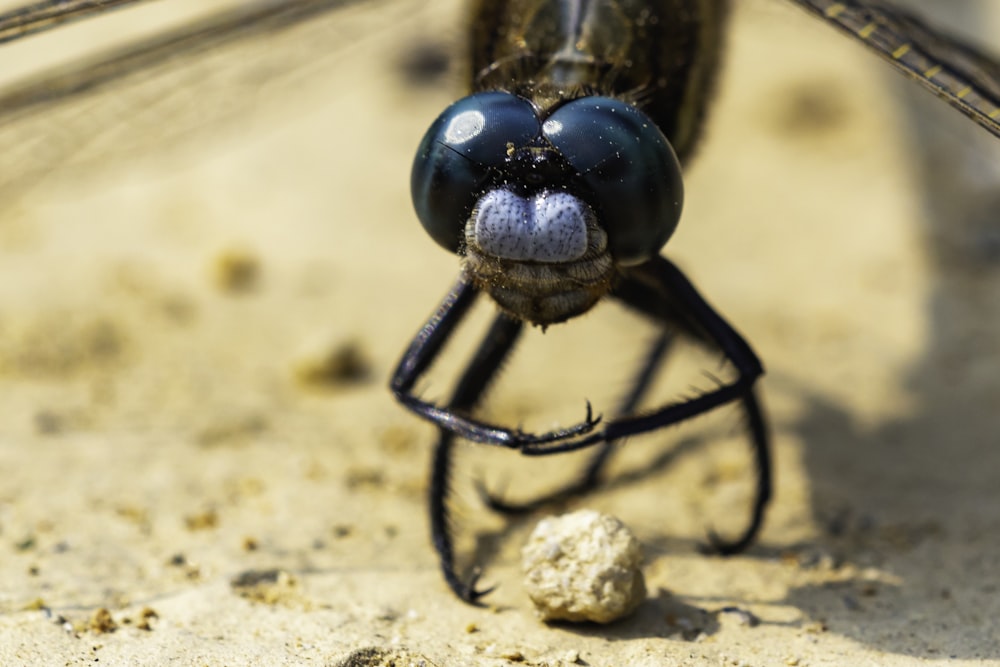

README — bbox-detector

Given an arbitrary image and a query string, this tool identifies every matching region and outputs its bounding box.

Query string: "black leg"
[582,332,676,484]
[514,256,772,554]
[395,259,770,603]
[429,312,524,603]
[391,275,600,449]
[513,257,764,450]
[477,331,675,514]
[705,385,770,555]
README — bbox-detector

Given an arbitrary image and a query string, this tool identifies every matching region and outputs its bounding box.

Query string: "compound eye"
[411,92,540,253]
[544,97,683,265]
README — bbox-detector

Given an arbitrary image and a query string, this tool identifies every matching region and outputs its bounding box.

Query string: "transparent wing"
[0,0,424,211]
[0,0,371,123]
[0,0,153,45]
[789,0,1000,139]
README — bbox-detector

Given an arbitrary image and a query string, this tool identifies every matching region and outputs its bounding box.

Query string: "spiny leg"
[392,276,599,449]
[611,257,771,554]
[511,256,772,554]
[478,331,675,514]
[704,384,770,555]
[429,312,524,603]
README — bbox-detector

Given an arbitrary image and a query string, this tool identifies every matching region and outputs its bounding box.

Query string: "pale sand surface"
[1,1,999,665]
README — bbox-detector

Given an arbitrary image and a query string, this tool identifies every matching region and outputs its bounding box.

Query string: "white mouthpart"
[473,189,592,262]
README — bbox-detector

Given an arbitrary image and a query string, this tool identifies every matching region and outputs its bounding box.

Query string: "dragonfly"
[2,0,998,606]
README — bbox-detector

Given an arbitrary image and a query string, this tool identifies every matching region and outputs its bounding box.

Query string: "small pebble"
[293,337,372,388]
[212,248,260,293]
[521,509,645,623]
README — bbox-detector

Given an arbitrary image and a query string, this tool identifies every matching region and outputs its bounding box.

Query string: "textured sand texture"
[1,0,999,665]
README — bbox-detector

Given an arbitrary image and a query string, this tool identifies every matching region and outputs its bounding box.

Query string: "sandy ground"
[0,0,999,665]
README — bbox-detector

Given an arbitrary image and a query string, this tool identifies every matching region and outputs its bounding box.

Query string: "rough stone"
[521,510,646,623]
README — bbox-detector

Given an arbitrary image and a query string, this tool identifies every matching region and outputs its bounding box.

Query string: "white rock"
[521,510,645,623]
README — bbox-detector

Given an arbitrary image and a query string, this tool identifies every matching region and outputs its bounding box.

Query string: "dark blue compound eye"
[543,97,683,265]
[411,92,540,253]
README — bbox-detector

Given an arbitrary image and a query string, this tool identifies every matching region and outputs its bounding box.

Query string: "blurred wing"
[0,0,413,209]
[789,0,1000,139]
[0,0,371,123]
[0,0,153,45]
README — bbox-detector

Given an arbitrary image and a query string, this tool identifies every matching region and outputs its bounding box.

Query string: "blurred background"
[0,0,998,661]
